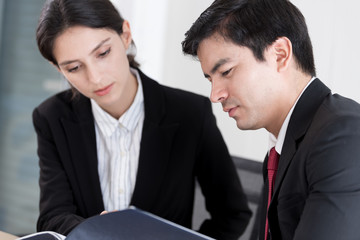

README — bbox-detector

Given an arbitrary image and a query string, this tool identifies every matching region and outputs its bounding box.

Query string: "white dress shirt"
[91,68,144,211]
[268,77,316,155]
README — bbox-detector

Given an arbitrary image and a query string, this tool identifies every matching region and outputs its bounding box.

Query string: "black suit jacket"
[33,70,251,240]
[259,79,360,240]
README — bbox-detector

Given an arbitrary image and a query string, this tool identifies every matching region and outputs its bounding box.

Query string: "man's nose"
[210,80,228,103]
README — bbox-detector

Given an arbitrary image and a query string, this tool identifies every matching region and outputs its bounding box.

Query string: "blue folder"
[66,207,214,240]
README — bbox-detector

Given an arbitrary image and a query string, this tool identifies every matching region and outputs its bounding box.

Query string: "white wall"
[111,0,168,81]
[113,0,360,161]
[293,0,360,101]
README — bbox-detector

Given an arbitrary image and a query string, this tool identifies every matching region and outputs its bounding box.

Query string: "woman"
[33,0,251,239]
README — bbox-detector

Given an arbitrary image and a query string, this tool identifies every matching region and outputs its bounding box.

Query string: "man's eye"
[99,48,111,57]
[222,68,232,76]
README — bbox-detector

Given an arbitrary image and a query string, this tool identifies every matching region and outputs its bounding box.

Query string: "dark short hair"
[36,0,139,68]
[182,0,316,76]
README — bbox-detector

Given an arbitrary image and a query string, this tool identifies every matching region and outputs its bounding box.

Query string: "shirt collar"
[268,76,316,155]
[91,68,144,137]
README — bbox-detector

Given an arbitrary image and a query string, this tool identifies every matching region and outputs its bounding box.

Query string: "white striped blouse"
[91,68,145,211]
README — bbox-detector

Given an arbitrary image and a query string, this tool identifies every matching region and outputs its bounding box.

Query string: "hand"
[100,210,109,215]
[100,210,118,215]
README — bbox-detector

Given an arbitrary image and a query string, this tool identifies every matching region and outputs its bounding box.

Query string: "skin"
[197,34,311,138]
[53,21,137,119]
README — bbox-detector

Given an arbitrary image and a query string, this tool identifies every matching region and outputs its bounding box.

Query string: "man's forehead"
[197,36,240,62]
[200,33,226,47]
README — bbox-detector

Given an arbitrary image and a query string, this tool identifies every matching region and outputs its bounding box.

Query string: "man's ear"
[272,36,293,72]
[120,20,133,50]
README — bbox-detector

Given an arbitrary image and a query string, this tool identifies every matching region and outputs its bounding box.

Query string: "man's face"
[197,34,285,132]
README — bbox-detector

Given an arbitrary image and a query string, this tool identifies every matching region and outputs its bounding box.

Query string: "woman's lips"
[94,83,114,96]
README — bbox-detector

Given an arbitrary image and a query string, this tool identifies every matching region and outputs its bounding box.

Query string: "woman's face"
[53,23,137,115]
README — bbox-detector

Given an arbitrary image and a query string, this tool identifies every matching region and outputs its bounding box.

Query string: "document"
[18,231,65,240]
[66,207,214,240]
[18,207,214,240]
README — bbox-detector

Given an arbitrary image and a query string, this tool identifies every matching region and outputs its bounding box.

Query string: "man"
[182,0,360,239]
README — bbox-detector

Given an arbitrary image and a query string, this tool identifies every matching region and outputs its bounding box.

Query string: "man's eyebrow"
[203,58,230,78]
[58,37,111,67]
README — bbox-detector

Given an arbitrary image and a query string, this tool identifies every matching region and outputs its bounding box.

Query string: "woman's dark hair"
[36,0,139,68]
[182,0,316,76]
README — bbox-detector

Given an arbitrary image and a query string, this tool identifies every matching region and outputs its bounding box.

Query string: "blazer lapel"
[131,70,179,209]
[272,79,331,196]
[60,95,104,215]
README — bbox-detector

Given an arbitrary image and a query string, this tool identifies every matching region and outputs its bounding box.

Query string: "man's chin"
[235,119,252,131]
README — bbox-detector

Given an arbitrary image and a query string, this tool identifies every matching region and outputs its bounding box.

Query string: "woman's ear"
[272,36,293,72]
[120,20,133,50]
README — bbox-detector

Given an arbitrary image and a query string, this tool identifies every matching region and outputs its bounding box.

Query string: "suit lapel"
[61,95,104,215]
[272,79,331,197]
[131,70,179,209]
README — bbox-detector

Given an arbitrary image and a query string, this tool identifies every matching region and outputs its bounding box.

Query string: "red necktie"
[265,147,280,240]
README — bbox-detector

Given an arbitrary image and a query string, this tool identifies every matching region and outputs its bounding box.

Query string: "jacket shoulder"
[33,89,90,122]
[35,90,73,113]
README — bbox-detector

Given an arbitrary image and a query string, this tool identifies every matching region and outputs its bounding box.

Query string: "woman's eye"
[99,48,111,58]
[68,66,79,73]
[222,68,232,77]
